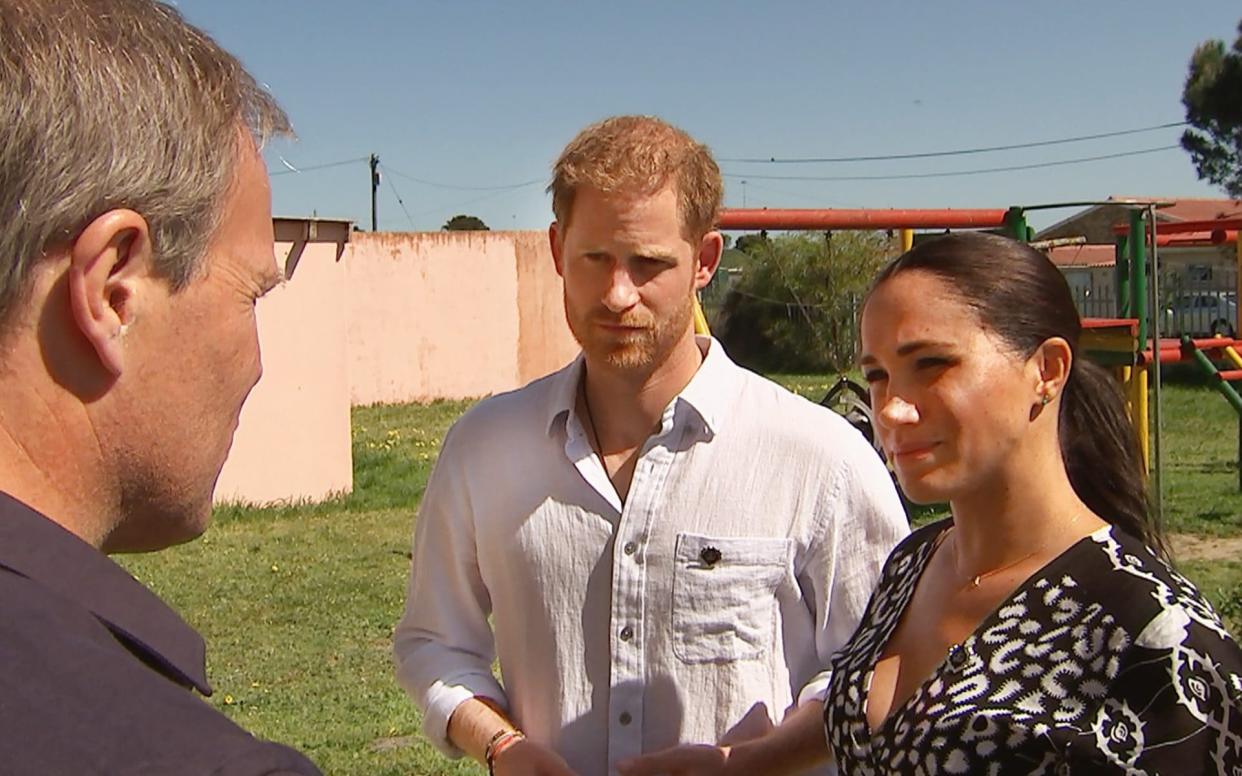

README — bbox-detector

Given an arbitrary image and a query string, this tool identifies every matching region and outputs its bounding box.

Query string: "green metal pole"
[1003,207,1029,242]
[1185,337,1242,415]
[1115,235,1131,319]
[1130,210,1148,343]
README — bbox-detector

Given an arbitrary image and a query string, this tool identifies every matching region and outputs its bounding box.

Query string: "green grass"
[117,381,1242,774]
[122,401,480,776]
[1152,384,1242,535]
[1179,558,1242,636]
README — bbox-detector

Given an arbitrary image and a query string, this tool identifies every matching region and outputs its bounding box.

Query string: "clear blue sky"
[176,1,1240,233]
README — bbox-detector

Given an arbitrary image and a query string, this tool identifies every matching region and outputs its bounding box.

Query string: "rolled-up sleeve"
[797,432,907,706]
[392,425,507,756]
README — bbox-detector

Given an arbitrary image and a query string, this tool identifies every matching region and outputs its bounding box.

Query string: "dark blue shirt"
[0,492,321,775]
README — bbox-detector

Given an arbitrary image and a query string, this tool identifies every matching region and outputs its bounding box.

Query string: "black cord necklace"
[579,379,604,470]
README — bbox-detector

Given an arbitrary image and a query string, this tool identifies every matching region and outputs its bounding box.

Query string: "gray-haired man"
[0,1,319,772]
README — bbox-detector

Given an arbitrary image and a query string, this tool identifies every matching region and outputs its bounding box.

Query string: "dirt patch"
[1170,532,1242,563]
[370,735,417,753]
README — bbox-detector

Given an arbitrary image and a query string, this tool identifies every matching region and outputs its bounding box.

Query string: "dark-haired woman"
[825,232,1242,774]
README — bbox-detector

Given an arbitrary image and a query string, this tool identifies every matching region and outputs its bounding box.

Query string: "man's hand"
[616,744,731,776]
[616,700,829,776]
[493,738,579,776]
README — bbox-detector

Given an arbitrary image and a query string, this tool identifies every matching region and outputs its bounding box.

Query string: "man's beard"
[566,295,694,372]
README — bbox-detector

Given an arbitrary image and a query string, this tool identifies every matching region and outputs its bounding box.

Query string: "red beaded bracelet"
[485,729,526,775]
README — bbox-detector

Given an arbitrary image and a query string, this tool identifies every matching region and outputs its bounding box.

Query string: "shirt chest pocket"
[671,532,794,664]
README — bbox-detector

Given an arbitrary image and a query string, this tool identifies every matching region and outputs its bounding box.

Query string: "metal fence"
[1068,265,1238,338]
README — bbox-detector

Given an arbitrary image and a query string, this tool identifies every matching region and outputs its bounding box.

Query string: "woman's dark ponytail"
[1060,359,1167,559]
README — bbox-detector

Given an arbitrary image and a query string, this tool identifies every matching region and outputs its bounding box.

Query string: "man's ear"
[548,221,564,277]
[693,230,724,290]
[66,209,153,377]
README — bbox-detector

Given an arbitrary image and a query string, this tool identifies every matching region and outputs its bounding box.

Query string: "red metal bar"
[717,208,1010,231]
[1188,337,1242,350]
[1113,217,1242,236]
[1141,337,1242,364]
[1220,370,1242,381]
[1139,349,1186,366]
[1082,317,1139,332]
[1156,230,1236,246]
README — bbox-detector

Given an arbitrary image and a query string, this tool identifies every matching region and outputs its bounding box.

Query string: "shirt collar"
[542,336,736,439]
[0,491,211,695]
[676,335,733,437]
[544,353,587,437]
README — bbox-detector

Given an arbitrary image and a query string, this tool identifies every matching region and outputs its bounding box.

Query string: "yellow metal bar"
[1226,346,1242,372]
[900,228,914,252]
[693,295,710,335]
[1128,366,1150,472]
[1118,366,1131,416]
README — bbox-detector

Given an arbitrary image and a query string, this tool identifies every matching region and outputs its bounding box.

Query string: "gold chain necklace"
[949,512,1084,592]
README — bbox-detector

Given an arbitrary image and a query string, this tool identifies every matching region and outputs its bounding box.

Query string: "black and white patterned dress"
[824,519,1242,774]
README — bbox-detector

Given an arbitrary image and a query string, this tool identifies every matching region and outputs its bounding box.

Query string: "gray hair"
[0,0,291,322]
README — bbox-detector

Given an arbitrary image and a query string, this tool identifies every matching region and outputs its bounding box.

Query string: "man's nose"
[602,265,639,312]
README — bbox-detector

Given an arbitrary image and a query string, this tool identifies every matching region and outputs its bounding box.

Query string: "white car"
[1162,291,1238,338]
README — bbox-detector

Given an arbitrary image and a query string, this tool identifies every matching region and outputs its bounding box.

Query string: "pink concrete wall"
[347,230,578,405]
[214,227,579,505]
[514,230,579,385]
[215,240,353,505]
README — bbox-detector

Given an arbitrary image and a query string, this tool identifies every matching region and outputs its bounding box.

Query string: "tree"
[714,231,896,373]
[1182,20,1242,196]
[442,214,489,231]
[734,231,770,255]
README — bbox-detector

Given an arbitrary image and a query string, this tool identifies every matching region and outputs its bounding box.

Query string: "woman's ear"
[1031,336,1073,406]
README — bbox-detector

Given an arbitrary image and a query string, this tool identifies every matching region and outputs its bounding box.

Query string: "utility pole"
[369,154,380,231]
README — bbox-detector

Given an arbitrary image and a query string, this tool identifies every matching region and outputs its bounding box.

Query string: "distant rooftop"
[1036,196,1242,244]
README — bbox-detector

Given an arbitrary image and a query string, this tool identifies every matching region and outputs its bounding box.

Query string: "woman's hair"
[869,231,1167,559]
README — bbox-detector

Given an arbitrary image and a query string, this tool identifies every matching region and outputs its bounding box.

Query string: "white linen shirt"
[393,338,908,776]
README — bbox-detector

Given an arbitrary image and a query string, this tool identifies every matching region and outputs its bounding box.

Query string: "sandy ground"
[1171,532,1242,563]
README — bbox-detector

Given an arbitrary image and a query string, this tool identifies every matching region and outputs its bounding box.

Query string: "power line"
[380,165,416,229]
[270,156,368,176]
[382,164,544,191]
[411,184,531,219]
[718,121,1187,164]
[722,145,1179,182]
[731,180,865,208]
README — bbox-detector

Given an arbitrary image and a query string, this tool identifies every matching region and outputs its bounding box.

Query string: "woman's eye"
[862,370,886,384]
[915,356,951,370]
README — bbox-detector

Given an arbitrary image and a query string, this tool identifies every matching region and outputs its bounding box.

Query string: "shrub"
[714,231,897,372]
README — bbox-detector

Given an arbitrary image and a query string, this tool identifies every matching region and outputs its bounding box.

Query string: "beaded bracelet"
[485,729,526,775]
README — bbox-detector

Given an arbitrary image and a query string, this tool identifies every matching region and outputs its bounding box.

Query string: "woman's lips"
[889,442,938,460]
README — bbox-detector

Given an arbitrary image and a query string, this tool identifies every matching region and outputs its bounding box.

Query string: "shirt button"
[619,712,633,726]
[623,541,637,555]
[948,645,968,670]
[620,625,633,641]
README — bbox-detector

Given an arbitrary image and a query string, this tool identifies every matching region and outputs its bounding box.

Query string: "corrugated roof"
[1047,244,1116,268]
[1110,196,1242,222]
[1036,196,1242,243]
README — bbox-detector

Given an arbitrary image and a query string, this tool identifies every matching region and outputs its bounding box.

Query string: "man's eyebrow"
[632,247,678,262]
